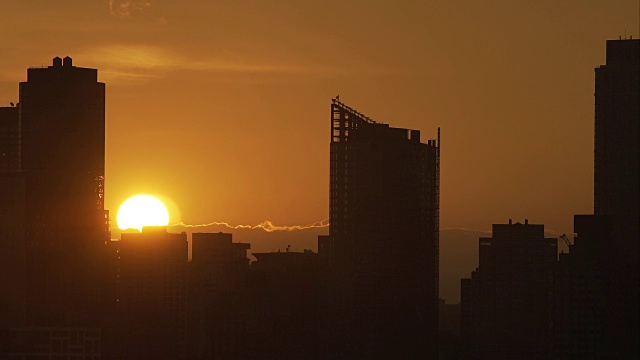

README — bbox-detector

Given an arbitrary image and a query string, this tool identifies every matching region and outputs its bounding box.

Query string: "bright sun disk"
[117,194,170,231]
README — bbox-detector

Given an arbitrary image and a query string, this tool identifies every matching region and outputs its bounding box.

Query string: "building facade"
[0,106,20,172]
[326,99,440,356]
[19,56,108,238]
[10,57,111,327]
[461,220,557,360]
[554,215,611,359]
[594,39,639,265]
[115,227,188,359]
[555,39,639,359]
[187,232,251,359]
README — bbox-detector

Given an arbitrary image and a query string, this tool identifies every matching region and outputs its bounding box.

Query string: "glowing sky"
[0,0,638,236]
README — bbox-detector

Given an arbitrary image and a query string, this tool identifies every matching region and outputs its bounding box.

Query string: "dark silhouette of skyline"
[0,37,638,359]
[459,38,639,360]
[554,38,639,359]
[461,220,557,359]
[594,39,639,264]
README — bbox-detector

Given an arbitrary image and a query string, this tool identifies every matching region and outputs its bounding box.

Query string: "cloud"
[108,0,152,18]
[107,0,167,24]
[77,44,339,84]
[169,218,329,233]
[98,69,158,84]
[82,45,172,70]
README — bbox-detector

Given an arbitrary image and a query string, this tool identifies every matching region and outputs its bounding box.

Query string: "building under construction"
[325,98,440,356]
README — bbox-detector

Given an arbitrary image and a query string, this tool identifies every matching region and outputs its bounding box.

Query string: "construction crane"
[559,233,573,248]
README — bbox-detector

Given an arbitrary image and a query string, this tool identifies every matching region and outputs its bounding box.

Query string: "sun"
[117,194,170,231]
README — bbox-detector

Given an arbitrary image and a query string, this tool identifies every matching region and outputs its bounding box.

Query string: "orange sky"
[1,0,638,237]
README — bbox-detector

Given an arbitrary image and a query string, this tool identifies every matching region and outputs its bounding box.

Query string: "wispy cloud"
[82,45,172,70]
[77,44,338,84]
[108,0,151,18]
[98,69,158,84]
[169,218,329,233]
[107,0,167,24]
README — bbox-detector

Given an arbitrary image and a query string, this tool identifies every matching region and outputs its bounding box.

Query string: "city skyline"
[0,32,638,357]
[0,1,638,238]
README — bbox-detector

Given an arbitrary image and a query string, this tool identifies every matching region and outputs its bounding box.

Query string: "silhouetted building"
[439,299,466,360]
[593,42,639,356]
[0,107,25,327]
[0,171,26,329]
[19,56,108,238]
[249,249,320,358]
[594,38,639,266]
[461,220,557,360]
[115,227,188,360]
[326,99,440,356]
[1,327,100,359]
[439,299,460,336]
[554,39,640,359]
[0,105,20,172]
[317,234,330,269]
[12,57,111,328]
[0,107,24,327]
[554,215,612,359]
[187,232,251,359]
[460,278,472,340]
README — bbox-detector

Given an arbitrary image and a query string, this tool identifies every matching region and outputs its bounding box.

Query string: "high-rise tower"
[19,56,108,240]
[594,39,639,264]
[592,38,639,358]
[554,39,639,359]
[326,99,439,356]
[0,105,25,327]
[18,57,110,326]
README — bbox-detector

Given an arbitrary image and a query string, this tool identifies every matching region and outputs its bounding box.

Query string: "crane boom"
[559,233,572,248]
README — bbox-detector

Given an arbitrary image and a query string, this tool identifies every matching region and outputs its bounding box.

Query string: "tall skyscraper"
[554,39,639,359]
[0,105,25,328]
[594,39,639,263]
[592,38,639,358]
[461,220,557,360]
[19,56,108,239]
[17,57,110,326]
[326,99,439,356]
